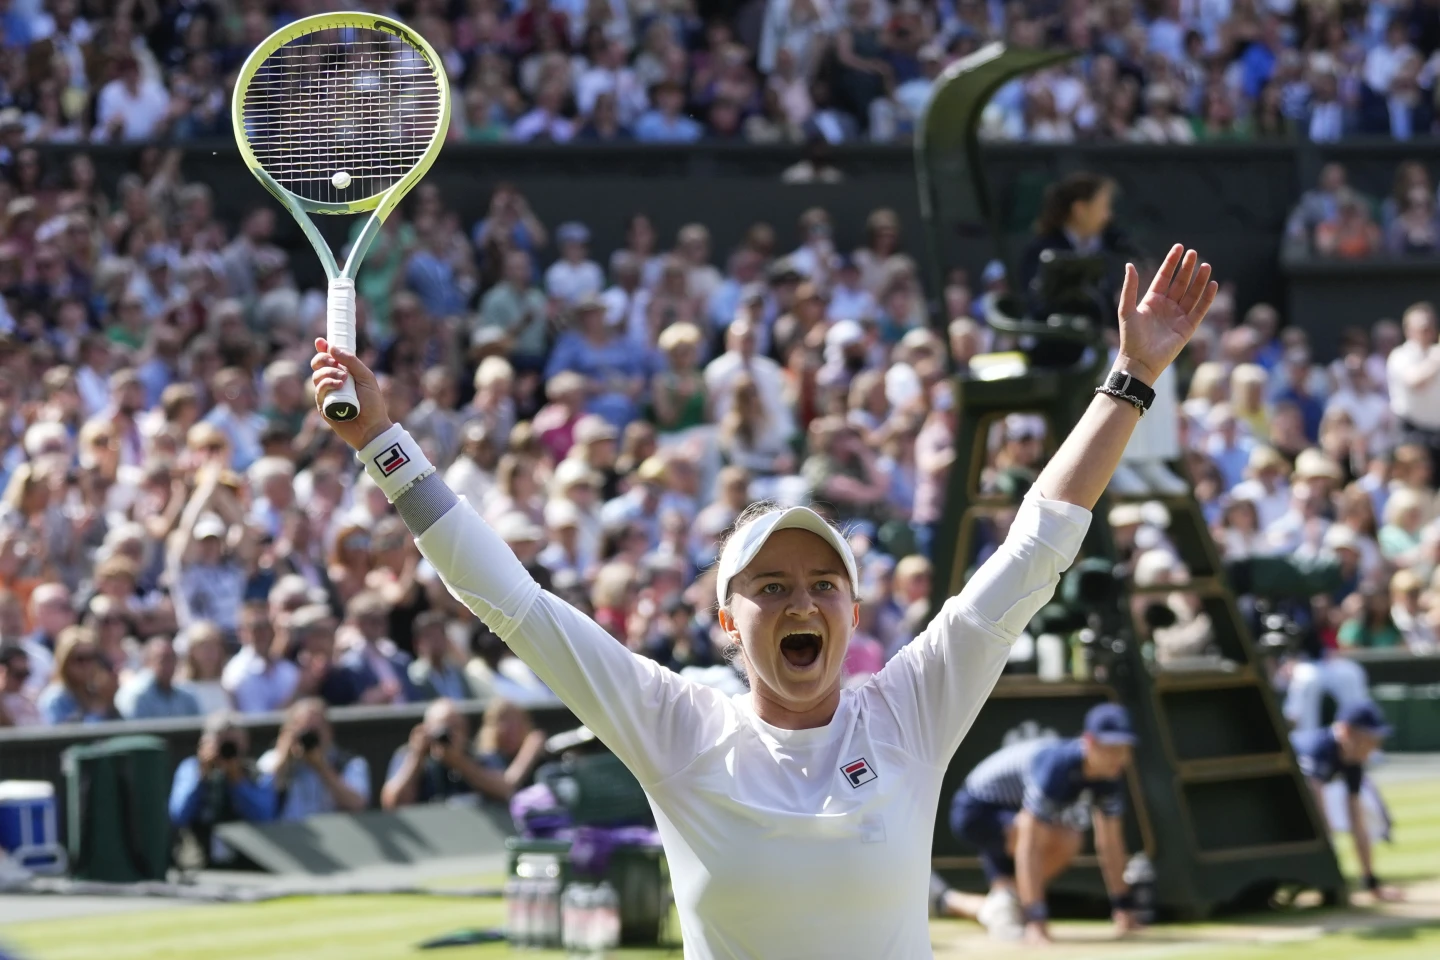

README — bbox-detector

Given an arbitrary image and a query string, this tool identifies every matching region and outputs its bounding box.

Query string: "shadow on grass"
[1353,921,1440,942]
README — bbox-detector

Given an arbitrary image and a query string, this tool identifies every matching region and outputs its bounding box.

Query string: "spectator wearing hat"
[545,294,652,431]
[650,322,709,435]
[599,456,670,547]
[634,79,703,143]
[477,249,551,373]
[115,635,201,720]
[467,356,517,452]
[935,704,1143,942]
[1290,702,1402,902]
[167,466,247,637]
[545,222,605,306]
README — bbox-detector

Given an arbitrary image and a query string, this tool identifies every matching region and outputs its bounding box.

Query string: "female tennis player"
[312,244,1216,958]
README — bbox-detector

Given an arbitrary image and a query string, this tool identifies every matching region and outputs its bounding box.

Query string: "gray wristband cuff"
[393,470,459,537]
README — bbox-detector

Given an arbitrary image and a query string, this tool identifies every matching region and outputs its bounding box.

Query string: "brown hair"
[1035,172,1114,236]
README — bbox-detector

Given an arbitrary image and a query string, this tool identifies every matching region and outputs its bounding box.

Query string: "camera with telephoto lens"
[219,740,238,760]
[298,729,321,753]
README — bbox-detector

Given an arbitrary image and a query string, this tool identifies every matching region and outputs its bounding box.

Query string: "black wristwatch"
[1096,370,1156,415]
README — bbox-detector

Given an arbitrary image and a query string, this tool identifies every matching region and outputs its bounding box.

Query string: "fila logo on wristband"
[374,443,411,476]
[842,758,877,788]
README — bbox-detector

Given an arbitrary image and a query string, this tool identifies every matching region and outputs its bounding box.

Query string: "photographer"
[257,697,370,821]
[169,712,276,866]
[380,698,540,809]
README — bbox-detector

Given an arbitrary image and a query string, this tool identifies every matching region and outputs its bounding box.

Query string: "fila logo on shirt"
[842,758,877,788]
[374,443,411,476]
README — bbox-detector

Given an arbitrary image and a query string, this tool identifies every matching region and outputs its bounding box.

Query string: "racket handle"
[323,278,361,423]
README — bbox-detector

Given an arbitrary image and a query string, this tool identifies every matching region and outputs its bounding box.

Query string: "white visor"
[716,506,859,606]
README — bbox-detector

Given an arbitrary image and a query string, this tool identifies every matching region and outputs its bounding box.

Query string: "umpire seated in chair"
[169,711,277,867]
[932,704,1143,944]
[256,697,370,820]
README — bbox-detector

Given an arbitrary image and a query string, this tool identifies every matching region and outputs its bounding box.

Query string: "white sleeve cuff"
[355,423,434,502]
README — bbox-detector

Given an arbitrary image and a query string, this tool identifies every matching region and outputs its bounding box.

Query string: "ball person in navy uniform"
[1290,701,1404,903]
[934,704,1143,944]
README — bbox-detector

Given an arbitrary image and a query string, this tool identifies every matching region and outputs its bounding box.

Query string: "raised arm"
[310,341,727,788]
[1034,245,1216,512]
[872,246,1216,763]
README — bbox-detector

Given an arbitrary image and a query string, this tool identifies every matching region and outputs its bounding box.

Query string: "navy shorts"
[949,788,1017,882]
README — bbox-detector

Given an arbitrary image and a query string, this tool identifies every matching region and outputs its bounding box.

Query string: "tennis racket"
[232,12,451,422]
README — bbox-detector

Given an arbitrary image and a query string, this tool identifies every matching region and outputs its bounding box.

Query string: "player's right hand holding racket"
[310,338,390,451]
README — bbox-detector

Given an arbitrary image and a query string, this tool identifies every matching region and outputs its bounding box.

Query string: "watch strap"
[1096,370,1156,414]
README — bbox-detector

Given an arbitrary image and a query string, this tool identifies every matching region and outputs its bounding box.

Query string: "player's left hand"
[1114,244,1218,386]
[1112,909,1143,936]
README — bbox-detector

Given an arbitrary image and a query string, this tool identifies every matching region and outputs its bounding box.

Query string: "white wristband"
[355,423,433,503]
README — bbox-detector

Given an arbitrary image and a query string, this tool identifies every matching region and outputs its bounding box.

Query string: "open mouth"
[780,632,823,669]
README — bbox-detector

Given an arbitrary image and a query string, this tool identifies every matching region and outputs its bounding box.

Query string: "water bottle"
[566,884,599,958]
[534,877,562,948]
[1123,853,1157,925]
[505,877,528,947]
[593,881,621,951]
[561,883,584,954]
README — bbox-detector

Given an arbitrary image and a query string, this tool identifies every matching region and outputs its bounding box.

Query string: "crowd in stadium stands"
[0,134,1437,739]
[1,0,1439,146]
[1284,160,1440,258]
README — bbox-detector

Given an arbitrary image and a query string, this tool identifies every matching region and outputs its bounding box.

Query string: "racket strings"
[241,28,443,205]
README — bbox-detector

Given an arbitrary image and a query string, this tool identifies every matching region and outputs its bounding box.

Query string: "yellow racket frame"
[232,12,451,421]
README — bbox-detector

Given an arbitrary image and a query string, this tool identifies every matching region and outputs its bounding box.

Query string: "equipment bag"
[62,735,171,882]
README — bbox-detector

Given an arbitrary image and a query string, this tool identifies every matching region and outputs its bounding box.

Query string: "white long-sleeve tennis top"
[358,424,1091,959]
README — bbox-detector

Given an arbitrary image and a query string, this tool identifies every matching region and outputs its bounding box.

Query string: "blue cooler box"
[0,781,68,875]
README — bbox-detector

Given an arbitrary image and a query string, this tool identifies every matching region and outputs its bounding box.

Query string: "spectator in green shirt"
[1338,586,1403,649]
[475,249,551,370]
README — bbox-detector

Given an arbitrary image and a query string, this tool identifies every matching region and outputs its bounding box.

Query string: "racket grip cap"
[323,278,361,422]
